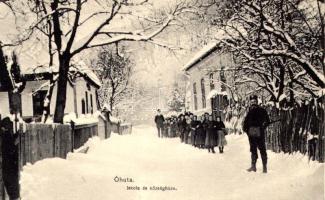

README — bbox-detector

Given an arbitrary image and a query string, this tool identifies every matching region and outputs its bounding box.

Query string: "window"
[193,82,198,110]
[86,83,91,91]
[81,99,86,114]
[209,73,215,90]
[33,90,47,116]
[85,91,89,113]
[201,78,206,108]
[90,94,93,114]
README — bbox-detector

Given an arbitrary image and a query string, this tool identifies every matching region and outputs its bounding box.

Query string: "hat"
[250,95,258,101]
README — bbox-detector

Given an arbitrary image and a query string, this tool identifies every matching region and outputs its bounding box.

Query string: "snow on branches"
[208,0,325,103]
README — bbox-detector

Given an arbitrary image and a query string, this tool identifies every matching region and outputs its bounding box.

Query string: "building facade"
[183,42,234,118]
[0,71,100,121]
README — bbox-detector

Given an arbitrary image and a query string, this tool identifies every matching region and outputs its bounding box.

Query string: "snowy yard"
[21,125,324,200]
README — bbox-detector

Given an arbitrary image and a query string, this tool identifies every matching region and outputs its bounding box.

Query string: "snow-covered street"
[21,125,324,200]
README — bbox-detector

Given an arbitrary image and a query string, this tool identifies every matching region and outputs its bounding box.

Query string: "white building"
[0,69,101,121]
[182,42,235,118]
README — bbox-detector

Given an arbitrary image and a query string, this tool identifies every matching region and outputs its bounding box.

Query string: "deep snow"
[21,125,324,200]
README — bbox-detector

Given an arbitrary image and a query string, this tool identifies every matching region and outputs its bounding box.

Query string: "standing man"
[154,109,165,138]
[243,95,270,173]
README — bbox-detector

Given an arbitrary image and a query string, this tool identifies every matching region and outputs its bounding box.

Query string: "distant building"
[182,42,235,118]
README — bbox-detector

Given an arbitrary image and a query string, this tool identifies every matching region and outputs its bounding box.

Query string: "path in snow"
[21,125,324,200]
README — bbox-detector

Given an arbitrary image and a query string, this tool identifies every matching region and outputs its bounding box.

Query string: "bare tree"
[6,0,209,123]
[93,46,132,112]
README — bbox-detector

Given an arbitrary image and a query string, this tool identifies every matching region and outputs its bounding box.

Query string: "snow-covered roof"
[182,42,220,72]
[72,60,102,87]
[21,60,102,88]
[182,30,229,72]
[207,89,228,99]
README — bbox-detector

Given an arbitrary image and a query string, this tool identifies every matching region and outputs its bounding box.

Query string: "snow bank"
[20,125,324,200]
[74,136,102,153]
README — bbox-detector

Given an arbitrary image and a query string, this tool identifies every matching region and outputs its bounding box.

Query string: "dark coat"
[154,114,165,127]
[202,119,209,131]
[243,105,270,137]
[195,121,206,145]
[215,121,225,130]
[190,120,200,130]
[206,121,216,133]
[184,122,191,133]
[163,121,170,136]
[170,121,177,137]
[177,119,187,133]
[205,121,218,147]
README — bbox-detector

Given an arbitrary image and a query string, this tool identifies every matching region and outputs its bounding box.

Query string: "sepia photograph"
[0,0,324,199]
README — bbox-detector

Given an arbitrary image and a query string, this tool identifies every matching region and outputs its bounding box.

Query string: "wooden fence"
[225,99,324,163]
[71,122,98,150]
[113,123,132,135]
[0,119,132,199]
[266,101,325,162]
[19,124,72,167]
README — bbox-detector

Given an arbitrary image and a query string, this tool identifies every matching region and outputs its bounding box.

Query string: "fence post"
[0,127,4,200]
[117,122,121,135]
[70,121,75,153]
[104,120,108,139]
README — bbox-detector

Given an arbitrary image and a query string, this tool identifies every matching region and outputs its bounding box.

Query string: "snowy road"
[21,125,324,200]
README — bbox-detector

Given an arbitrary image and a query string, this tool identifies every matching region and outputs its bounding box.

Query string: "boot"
[208,148,211,153]
[247,157,257,172]
[262,155,267,173]
[212,148,216,154]
[219,147,222,153]
[247,163,256,172]
[263,165,267,173]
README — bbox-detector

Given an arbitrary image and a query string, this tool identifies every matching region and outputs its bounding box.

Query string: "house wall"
[186,52,234,116]
[50,76,98,117]
[50,81,75,116]
[19,80,75,117]
[74,77,98,117]
[1,76,99,118]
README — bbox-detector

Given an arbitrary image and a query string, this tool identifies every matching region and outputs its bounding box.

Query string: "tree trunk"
[277,61,285,101]
[109,97,114,113]
[287,68,295,106]
[53,54,70,123]
[42,75,56,123]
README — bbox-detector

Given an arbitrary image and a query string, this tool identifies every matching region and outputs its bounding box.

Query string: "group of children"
[161,112,228,154]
